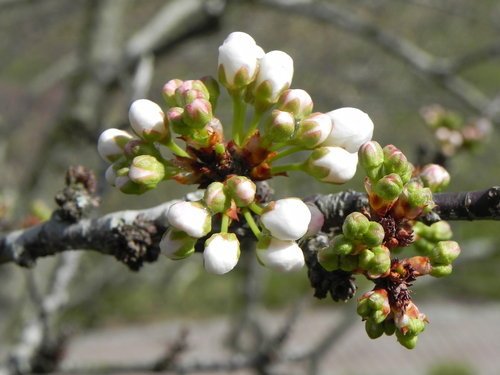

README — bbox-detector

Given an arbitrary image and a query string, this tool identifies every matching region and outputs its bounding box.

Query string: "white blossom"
[203,233,240,274]
[159,228,196,260]
[253,50,294,104]
[323,107,374,153]
[128,99,168,141]
[305,146,359,184]
[218,32,264,89]
[167,201,212,238]
[260,198,311,240]
[256,236,305,272]
[97,128,133,163]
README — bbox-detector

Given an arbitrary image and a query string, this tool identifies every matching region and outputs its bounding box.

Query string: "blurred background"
[0,0,499,374]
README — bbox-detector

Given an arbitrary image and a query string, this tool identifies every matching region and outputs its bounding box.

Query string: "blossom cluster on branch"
[96,31,461,348]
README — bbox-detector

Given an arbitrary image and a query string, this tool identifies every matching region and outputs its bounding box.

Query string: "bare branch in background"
[257,0,500,120]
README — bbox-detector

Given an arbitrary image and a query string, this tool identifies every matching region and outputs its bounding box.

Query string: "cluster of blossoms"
[317,141,459,348]
[420,104,491,157]
[97,31,461,349]
[97,31,373,275]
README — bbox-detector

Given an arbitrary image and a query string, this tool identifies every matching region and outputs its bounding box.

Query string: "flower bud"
[304,146,358,184]
[182,98,213,129]
[277,89,313,119]
[114,172,148,195]
[252,50,294,110]
[200,76,220,110]
[128,155,165,189]
[256,236,305,272]
[330,234,354,255]
[396,182,435,219]
[359,141,384,170]
[162,79,183,107]
[293,112,332,149]
[260,198,311,240]
[203,233,240,274]
[339,254,358,272]
[129,99,168,141]
[430,263,453,277]
[429,221,453,241]
[159,228,196,260]
[419,164,450,192]
[123,139,157,159]
[167,107,190,136]
[105,165,118,186]
[204,182,228,213]
[396,330,419,349]
[264,110,295,143]
[304,202,325,237]
[357,289,390,324]
[167,201,212,238]
[383,145,413,183]
[342,212,370,240]
[317,246,339,271]
[429,240,460,265]
[322,107,374,153]
[372,173,404,201]
[362,221,385,247]
[97,128,134,162]
[365,319,385,339]
[366,245,391,277]
[218,32,264,90]
[358,249,375,269]
[224,175,256,207]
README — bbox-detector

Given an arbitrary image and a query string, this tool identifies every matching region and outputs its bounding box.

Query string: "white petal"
[97,128,133,162]
[313,147,358,184]
[167,201,211,238]
[255,50,294,101]
[128,99,167,139]
[261,198,311,240]
[256,237,305,272]
[323,107,374,152]
[203,233,240,274]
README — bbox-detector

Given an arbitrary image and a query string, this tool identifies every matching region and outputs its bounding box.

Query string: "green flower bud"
[404,182,435,209]
[200,76,220,110]
[383,145,413,182]
[317,246,339,271]
[342,212,370,240]
[204,182,228,213]
[365,319,384,339]
[293,112,332,149]
[429,240,460,265]
[128,155,165,189]
[330,234,354,255]
[362,221,385,247]
[123,139,158,160]
[167,107,191,136]
[159,228,196,260]
[358,249,374,269]
[384,319,396,336]
[359,141,384,171]
[396,330,418,349]
[277,89,313,120]
[115,171,149,195]
[162,79,183,107]
[264,109,295,143]
[429,221,453,241]
[430,264,453,277]
[414,237,435,256]
[339,254,358,272]
[372,173,404,201]
[357,289,390,324]
[367,245,391,277]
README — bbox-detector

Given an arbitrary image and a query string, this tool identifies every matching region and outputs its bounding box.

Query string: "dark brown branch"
[1,188,499,267]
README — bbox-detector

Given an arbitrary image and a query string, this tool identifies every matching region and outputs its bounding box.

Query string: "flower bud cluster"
[359,141,436,219]
[317,212,390,278]
[159,176,316,274]
[420,104,492,157]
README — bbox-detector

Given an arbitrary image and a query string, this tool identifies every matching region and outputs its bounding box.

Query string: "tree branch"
[1,187,498,267]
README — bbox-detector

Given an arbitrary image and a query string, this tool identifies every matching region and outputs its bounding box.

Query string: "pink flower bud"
[293,112,332,149]
[260,198,311,241]
[419,164,450,192]
[304,202,325,237]
[323,107,374,153]
[182,98,213,129]
[277,89,313,119]
[162,79,183,107]
[204,182,228,213]
[224,175,256,207]
[128,155,165,189]
[264,109,295,143]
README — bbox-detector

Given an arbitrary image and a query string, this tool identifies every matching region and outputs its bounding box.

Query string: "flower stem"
[248,201,264,215]
[231,92,246,146]
[242,208,261,239]
[166,139,191,158]
[269,145,304,162]
[243,110,263,143]
[221,213,230,233]
[271,162,304,175]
